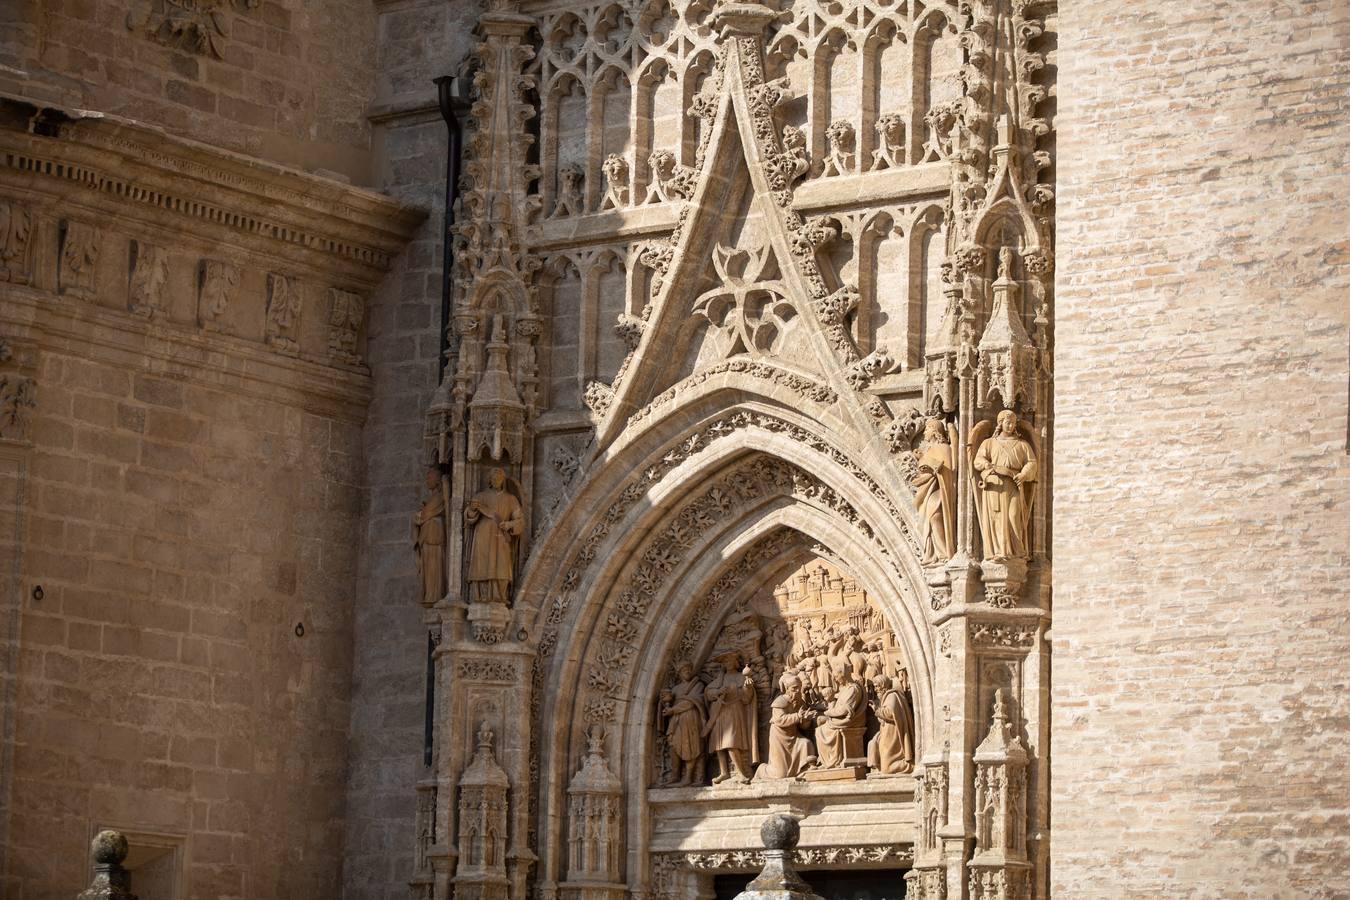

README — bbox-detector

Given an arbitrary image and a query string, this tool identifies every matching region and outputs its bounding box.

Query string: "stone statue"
[761,673,817,780]
[703,651,759,784]
[465,467,524,605]
[814,657,866,768]
[972,409,1038,560]
[413,466,447,607]
[913,417,956,564]
[660,662,706,786]
[866,673,914,774]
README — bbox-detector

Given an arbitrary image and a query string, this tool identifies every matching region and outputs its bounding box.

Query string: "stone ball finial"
[760,814,800,851]
[91,829,129,865]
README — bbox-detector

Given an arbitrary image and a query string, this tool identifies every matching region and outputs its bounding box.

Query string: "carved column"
[968,690,1030,900]
[559,729,625,900]
[923,0,1054,896]
[454,725,511,900]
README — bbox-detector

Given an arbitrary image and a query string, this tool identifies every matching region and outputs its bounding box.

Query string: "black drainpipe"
[434,75,469,381]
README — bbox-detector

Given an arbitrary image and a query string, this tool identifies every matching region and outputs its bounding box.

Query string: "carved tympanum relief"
[655,559,915,787]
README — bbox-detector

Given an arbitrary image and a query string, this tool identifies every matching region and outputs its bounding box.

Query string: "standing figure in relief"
[660,662,707,786]
[972,409,1038,560]
[465,467,524,605]
[913,417,957,563]
[702,651,759,784]
[866,673,915,774]
[814,657,866,768]
[761,673,817,780]
[413,466,447,607]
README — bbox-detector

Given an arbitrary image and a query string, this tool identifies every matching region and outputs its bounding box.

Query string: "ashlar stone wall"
[1,0,379,183]
[1052,0,1350,894]
[0,103,422,899]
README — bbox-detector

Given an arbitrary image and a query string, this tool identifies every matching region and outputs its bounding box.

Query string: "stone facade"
[0,1,1347,900]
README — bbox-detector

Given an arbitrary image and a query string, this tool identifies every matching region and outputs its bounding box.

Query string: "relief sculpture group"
[657,562,915,787]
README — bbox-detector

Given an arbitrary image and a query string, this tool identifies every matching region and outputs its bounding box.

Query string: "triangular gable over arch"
[592,10,874,448]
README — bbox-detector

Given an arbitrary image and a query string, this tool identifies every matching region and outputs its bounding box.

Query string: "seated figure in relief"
[760,672,817,780]
[814,657,866,768]
[660,662,706,786]
[867,672,915,775]
[702,651,759,784]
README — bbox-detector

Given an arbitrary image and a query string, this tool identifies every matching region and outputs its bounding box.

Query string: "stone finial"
[735,815,823,900]
[79,830,138,900]
[760,813,800,851]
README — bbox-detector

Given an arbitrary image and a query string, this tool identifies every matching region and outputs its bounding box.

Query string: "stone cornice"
[0,95,426,282]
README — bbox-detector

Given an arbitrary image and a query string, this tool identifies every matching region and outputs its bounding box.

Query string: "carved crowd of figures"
[658,619,914,787]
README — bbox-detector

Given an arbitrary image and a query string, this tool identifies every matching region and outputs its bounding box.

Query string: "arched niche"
[862,18,907,170]
[908,204,946,363]
[811,28,858,175]
[592,249,628,383]
[910,9,960,165]
[541,255,583,409]
[544,74,589,216]
[524,393,934,891]
[681,50,718,167]
[765,33,810,137]
[591,66,634,212]
[860,210,908,361]
[634,59,677,201]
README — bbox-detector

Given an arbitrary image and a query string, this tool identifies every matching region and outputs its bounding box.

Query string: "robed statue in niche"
[913,417,957,564]
[413,466,446,607]
[465,467,524,605]
[971,409,1038,560]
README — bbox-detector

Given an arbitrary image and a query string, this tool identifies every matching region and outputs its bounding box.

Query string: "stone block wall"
[342,2,478,897]
[5,352,363,900]
[0,107,423,899]
[1053,0,1350,894]
[0,0,378,183]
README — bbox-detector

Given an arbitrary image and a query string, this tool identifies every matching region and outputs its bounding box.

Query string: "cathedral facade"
[0,1,1346,899]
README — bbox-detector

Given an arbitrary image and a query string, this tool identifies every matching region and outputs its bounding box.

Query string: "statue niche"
[654,559,915,788]
[466,467,525,606]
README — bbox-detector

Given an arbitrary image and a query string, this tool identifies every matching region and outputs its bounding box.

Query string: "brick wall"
[1053,0,1350,894]
[2,0,377,183]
